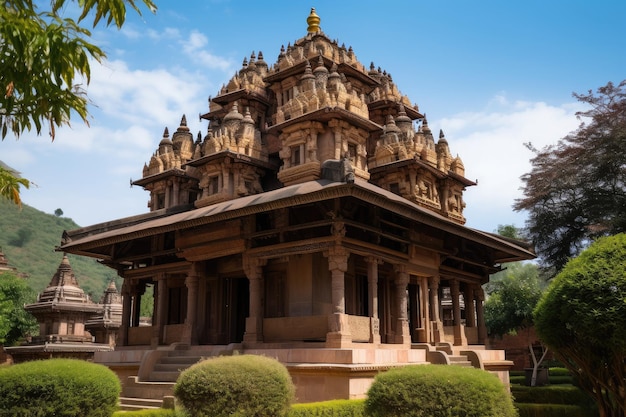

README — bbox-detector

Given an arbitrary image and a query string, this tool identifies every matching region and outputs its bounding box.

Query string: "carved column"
[450,280,464,346]
[172,179,180,206]
[324,245,351,347]
[474,286,487,344]
[365,256,382,344]
[306,128,318,162]
[394,265,411,345]
[164,181,171,209]
[419,276,430,343]
[152,273,167,348]
[119,280,132,346]
[465,284,477,328]
[243,255,266,344]
[182,264,200,346]
[428,275,442,343]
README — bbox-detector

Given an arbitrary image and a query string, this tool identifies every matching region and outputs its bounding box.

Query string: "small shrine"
[5,256,118,362]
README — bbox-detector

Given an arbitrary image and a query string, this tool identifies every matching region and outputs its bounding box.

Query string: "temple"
[5,255,121,362]
[58,9,534,405]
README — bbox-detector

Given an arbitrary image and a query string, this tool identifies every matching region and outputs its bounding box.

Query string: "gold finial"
[307,8,321,33]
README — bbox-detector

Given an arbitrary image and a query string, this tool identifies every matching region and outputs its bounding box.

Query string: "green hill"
[0,199,118,300]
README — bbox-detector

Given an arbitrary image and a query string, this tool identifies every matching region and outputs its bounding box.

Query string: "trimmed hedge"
[174,354,295,417]
[512,385,596,407]
[288,399,365,416]
[516,403,598,417]
[112,411,178,417]
[365,364,517,417]
[0,358,121,417]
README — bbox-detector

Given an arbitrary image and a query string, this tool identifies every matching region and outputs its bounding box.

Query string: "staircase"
[118,345,236,411]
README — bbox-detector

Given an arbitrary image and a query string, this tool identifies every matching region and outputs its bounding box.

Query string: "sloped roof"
[59,178,534,263]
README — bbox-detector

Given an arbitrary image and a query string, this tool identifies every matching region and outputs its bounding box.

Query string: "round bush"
[0,358,121,417]
[365,364,517,417]
[174,354,295,417]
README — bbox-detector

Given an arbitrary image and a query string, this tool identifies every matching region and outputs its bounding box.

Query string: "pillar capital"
[242,255,267,279]
[394,264,409,285]
[474,285,485,302]
[428,275,440,289]
[365,256,383,266]
[324,245,349,272]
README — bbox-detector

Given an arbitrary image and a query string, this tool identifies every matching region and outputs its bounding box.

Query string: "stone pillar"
[132,282,145,328]
[465,284,476,328]
[182,265,200,346]
[365,256,381,344]
[306,129,318,162]
[325,245,351,347]
[119,280,132,346]
[220,162,229,195]
[152,273,167,348]
[419,276,430,343]
[243,255,266,344]
[393,265,411,345]
[428,275,442,343]
[172,179,180,206]
[450,280,464,346]
[164,181,171,209]
[474,286,487,344]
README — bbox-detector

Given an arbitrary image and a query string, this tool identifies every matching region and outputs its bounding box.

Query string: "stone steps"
[448,355,472,367]
[118,396,162,411]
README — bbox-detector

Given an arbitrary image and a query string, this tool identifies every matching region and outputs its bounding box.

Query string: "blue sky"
[2,0,625,234]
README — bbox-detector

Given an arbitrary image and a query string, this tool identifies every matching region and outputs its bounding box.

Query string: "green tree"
[54,208,63,217]
[534,233,626,417]
[484,262,548,386]
[1,0,156,202]
[0,271,38,346]
[0,166,30,207]
[514,80,626,273]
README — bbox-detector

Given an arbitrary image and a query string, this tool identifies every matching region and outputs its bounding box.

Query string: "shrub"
[112,410,179,417]
[0,358,121,417]
[365,364,517,417]
[516,403,598,417]
[174,354,295,417]
[512,385,595,407]
[288,399,366,416]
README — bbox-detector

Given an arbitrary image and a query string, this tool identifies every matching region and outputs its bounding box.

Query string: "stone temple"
[58,9,534,407]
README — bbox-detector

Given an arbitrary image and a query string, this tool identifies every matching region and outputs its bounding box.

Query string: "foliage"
[288,399,365,416]
[0,198,117,297]
[364,364,517,417]
[514,80,626,273]
[534,234,626,417]
[495,224,525,240]
[484,262,543,337]
[0,358,121,417]
[0,166,30,207]
[0,0,156,204]
[112,411,179,417]
[1,0,156,140]
[174,354,295,417]
[0,271,38,345]
[512,385,596,408]
[515,404,598,417]
[55,208,64,217]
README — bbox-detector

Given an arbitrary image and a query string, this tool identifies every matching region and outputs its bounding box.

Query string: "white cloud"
[181,30,234,71]
[86,58,207,127]
[432,97,585,231]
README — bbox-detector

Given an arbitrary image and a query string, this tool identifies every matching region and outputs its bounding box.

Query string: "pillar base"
[369,317,381,344]
[325,332,352,348]
[243,317,263,343]
[395,320,411,345]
